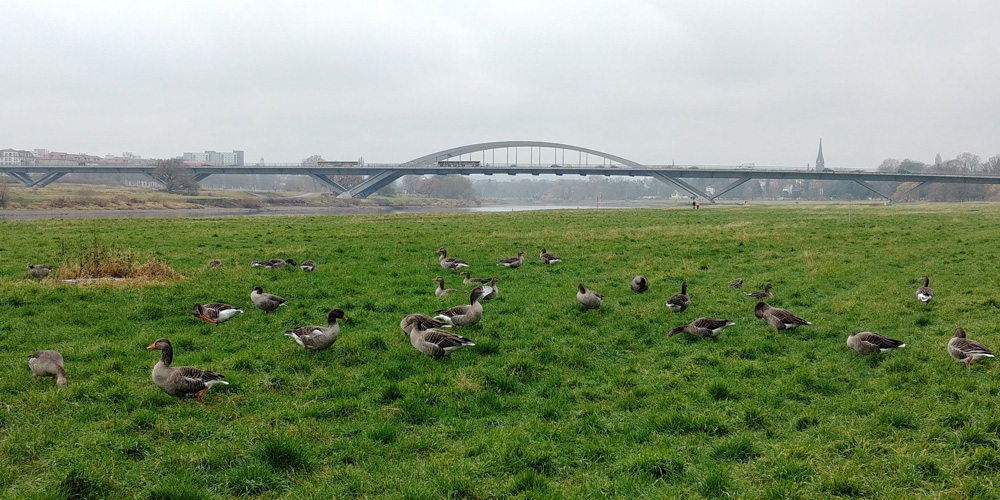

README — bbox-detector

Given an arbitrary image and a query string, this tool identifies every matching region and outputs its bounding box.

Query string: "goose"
[300,260,316,272]
[208,259,222,268]
[846,331,905,355]
[754,302,811,332]
[400,314,452,334]
[948,327,994,369]
[730,278,743,290]
[27,263,51,278]
[251,286,286,314]
[191,303,244,325]
[631,275,649,293]
[460,270,491,285]
[266,258,296,270]
[666,281,690,313]
[745,283,773,300]
[147,338,227,401]
[433,275,467,297]
[401,315,475,360]
[433,287,487,328]
[285,309,346,350]
[539,248,561,264]
[576,283,603,310]
[667,317,735,340]
[916,275,933,304]
[438,248,469,270]
[498,250,526,268]
[481,276,498,301]
[250,259,265,267]
[28,350,67,386]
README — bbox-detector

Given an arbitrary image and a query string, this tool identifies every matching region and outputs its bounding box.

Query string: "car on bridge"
[437,160,481,167]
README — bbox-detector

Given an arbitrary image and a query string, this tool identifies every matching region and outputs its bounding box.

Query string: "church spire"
[815,139,825,171]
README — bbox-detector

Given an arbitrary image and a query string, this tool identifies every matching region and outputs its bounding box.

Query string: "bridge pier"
[310,174,347,195]
[5,172,36,186]
[892,181,928,202]
[649,172,714,203]
[709,176,752,201]
[340,171,403,199]
[851,179,892,202]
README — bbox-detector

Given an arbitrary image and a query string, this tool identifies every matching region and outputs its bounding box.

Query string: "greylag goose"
[730,278,743,290]
[433,275,467,297]
[667,318,734,340]
[631,275,649,293]
[28,350,67,386]
[948,327,994,369]
[498,250,526,268]
[438,248,469,270]
[27,263,51,278]
[433,287,487,328]
[401,315,475,360]
[481,276,498,301]
[400,314,452,334]
[576,283,604,310]
[265,258,297,269]
[745,283,773,300]
[666,281,690,313]
[191,303,244,325]
[300,260,316,271]
[147,338,227,401]
[460,270,491,285]
[285,309,346,350]
[251,286,286,315]
[754,302,811,332]
[846,331,905,355]
[250,259,265,267]
[539,248,561,264]
[916,275,933,304]
[208,259,222,268]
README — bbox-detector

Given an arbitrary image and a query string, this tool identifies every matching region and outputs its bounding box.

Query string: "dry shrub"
[58,237,183,283]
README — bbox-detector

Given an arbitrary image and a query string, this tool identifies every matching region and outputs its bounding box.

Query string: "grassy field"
[2,203,1000,499]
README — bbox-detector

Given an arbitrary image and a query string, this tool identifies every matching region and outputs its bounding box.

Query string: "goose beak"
[146,343,157,350]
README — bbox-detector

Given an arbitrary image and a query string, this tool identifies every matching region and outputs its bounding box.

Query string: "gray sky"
[3,1,998,167]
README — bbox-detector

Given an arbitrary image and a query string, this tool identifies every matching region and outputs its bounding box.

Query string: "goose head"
[754,302,771,318]
[327,309,346,323]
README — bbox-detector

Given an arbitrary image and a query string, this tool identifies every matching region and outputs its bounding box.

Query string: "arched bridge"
[2,140,998,203]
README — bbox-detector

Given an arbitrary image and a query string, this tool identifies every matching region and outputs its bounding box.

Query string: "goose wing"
[856,332,904,350]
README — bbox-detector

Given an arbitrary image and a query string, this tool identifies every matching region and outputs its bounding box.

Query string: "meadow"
[2,203,1000,499]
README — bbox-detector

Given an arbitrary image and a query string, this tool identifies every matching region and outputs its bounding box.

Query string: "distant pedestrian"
[692,200,696,209]
[695,200,700,209]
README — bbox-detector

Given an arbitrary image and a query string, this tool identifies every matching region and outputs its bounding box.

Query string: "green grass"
[3,202,1000,498]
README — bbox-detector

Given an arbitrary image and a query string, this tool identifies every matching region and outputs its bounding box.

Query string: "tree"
[152,158,199,195]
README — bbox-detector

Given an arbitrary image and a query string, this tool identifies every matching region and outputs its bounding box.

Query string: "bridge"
[2,140,997,203]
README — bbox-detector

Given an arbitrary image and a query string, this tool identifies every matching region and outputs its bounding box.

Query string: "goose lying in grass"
[746,283,773,300]
[576,283,603,310]
[300,260,316,272]
[460,270,491,285]
[498,250,525,268]
[266,258,296,270]
[28,350,67,386]
[438,248,469,270]
[433,275,466,297]
[433,287,488,328]
[631,275,648,293]
[916,275,933,305]
[250,259,265,267]
[285,309,346,351]
[208,259,222,268]
[666,281,690,312]
[846,331,905,355]
[400,314,452,334]
[730,278,743,290]
[401,315,475,360]
[539,248,561,264]
[667,318,734,340]
[251,286,286,315]
[191,303,243,325]
[754,302,811,332]
[27,263,51,278]
[948,327,994,369]
[147,338,227,402]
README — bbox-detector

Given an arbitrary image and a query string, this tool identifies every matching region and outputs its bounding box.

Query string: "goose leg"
[965,357,972,369]
[32,376,39,384]
[197,388,208,402]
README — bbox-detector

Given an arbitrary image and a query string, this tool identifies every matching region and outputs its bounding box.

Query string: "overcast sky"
[3,1,998,167]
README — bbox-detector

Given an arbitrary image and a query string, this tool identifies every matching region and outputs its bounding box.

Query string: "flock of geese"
[25,251,996,403]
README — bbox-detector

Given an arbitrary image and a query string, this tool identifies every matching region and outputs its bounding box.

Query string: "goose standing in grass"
[191,303,244,325]
[401,315,475,360]
[846,331,906,355]
[730,278,743,290]
[754,302,811,332]
[460,270,491,285]
[746,283,773,300]
[539,248,561,264]
[146,338,227,402]
[251,286,286,315]
[208,259,222,268]
[576,283,603,310]
[948,327,994,369]
[667,318,735,340]
[666,281,690,312]
[498,250,526,269]
[285,309,346,351]
[28,350,67,386]
[438,248,469,270]
[631,275,649,293]
[400,314,452,334]
[481,276,498,301]
[433,276,466,297]
[433,287,487,328]
[300,260,316,272]
[916,275,933,305]
[27,263,51,278]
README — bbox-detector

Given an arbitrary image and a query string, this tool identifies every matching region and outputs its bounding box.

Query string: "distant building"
[37,151,102,165]
[182,150,244,166]
[0,148,35,165]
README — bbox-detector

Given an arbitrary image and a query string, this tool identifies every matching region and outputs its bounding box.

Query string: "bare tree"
[0,175,10,208]
[152,158,200,195]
